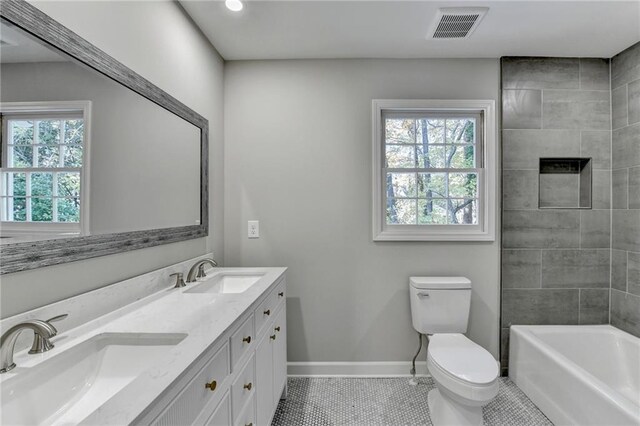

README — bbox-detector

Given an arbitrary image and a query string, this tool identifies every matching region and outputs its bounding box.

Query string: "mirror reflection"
[0,20,201,244]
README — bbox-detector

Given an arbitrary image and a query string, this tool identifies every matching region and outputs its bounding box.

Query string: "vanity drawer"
[234,393,255,426]
[254,293,276,338]
[231,354,255,421]
[273,279,286,310]
[153,342,230,426]
[231,314,254,371]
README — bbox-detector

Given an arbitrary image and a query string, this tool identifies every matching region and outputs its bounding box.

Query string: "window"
[1,101,91,236]
[372,100,495,241]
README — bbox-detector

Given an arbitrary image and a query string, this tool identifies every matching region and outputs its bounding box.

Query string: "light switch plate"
[248,220,259,238]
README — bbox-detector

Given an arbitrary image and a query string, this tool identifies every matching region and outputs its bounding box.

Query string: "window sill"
[373,227,495,242]
[1,222,81,235]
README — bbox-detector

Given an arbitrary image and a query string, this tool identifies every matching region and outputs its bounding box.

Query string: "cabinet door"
[234,393,255,426]
[152,343,230,426]
[272,305,287,406]
[203,392,231,426]
[255,331,274,426]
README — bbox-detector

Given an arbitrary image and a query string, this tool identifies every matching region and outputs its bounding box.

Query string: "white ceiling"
[180,0,640,60]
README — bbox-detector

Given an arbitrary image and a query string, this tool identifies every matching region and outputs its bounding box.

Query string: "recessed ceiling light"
[225,0,243,12]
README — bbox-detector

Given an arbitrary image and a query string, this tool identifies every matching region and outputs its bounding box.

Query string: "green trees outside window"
[384,117,478,225]
[2,117,83,223]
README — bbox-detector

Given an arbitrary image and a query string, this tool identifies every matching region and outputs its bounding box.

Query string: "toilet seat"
[427,333,499,405]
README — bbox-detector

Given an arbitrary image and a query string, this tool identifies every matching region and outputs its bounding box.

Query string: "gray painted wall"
[611,42,640,337]
[1,61,201,234]
[0,1,224,318]
[224,59,501,361]
[500,57,612,371]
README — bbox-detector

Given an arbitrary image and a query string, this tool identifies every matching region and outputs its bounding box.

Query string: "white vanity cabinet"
[140,276,287,426]
[255,280,287,426]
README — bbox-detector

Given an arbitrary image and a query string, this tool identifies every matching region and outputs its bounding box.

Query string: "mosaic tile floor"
[272,377,553,425]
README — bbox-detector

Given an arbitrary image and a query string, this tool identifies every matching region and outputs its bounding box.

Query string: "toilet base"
[428,388,484,426]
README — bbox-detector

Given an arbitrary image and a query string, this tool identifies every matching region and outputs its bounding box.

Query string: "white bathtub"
[509,325,640,426]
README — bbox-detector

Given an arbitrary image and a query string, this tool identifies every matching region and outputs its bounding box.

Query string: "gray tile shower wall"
[500,57,612,372]
[611,42,640,338]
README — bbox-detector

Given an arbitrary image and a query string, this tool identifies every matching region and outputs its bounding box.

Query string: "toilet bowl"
[427,333,499,425]
[409,277,499,426]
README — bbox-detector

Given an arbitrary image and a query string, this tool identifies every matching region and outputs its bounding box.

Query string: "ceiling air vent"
[429,7,488,39]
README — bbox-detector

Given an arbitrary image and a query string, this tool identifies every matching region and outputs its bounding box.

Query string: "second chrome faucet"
[170,258,219,289]
[186,258,218,283]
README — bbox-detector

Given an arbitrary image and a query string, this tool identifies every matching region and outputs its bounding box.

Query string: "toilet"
[409,277,499,426]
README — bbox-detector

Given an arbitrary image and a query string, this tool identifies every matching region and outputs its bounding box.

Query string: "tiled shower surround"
[500,56,612,371]
[611,42,640,338]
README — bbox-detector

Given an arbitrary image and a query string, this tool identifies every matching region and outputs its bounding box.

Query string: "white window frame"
[0,101,91,236]
[372,99,496,241]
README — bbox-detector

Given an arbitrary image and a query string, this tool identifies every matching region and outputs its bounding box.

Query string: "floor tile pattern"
[272,377,553,425]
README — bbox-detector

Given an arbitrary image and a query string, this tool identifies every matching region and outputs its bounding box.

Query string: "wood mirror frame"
[0,0,208,274]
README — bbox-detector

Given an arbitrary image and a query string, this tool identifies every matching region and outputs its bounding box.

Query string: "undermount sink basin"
[185,272,265,294]
[1,332,186,426]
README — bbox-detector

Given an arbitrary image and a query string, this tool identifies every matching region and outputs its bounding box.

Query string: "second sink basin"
[185,271,265,294]
[1,332,186,426]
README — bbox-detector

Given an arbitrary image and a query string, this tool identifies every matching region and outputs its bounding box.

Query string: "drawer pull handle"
[270,334,277,340]
[274,326,281,332]
[205,380,217,391]
[264,309,271,316]
[278,292,284,297]
[244,382,252,391]
[243,336,251,344]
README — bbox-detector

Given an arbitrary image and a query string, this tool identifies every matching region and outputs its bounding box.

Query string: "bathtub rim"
[509,324,640,421]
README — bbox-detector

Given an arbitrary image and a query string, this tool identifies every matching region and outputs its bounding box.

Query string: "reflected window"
[1,102,89,236]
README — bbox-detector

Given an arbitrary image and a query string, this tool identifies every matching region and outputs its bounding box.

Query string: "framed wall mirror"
[0,0,208,274]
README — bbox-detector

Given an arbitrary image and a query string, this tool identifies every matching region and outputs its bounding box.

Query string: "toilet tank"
[409,277,471,334]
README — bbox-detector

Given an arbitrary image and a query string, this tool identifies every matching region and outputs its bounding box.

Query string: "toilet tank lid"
[410,276,471,289]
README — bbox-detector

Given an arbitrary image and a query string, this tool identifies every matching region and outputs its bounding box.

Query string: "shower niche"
[538,158,592,209]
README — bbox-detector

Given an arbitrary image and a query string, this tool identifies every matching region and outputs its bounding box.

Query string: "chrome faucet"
[0,314,67,373]
[186,258,218,283]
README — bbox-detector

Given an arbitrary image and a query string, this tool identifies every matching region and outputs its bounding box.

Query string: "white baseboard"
[287,361,430,378]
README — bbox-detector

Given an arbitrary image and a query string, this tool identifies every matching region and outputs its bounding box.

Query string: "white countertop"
[0,266,287,425]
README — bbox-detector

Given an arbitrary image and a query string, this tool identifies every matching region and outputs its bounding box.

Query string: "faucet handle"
[42,314,68,336]
[46,314,68,324]
[170,273,186,288]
